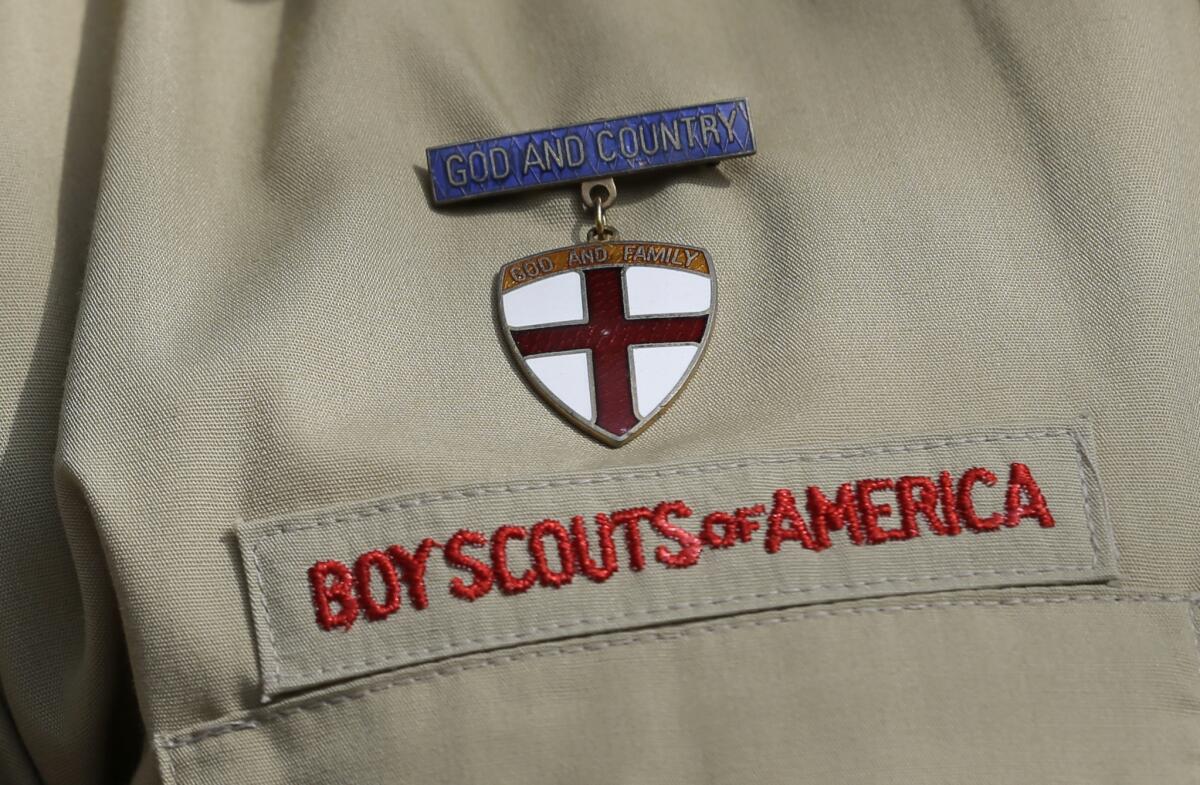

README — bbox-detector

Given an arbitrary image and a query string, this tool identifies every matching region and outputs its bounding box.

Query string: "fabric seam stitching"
[158,593,1195,755]
[254,429,1076,539]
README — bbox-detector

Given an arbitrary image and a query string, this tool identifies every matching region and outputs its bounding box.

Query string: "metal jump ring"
[582,178,618,242]
[586,218,618,242]
[593,194,607,237]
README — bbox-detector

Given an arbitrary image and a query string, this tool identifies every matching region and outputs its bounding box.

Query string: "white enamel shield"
[496,241,715,446]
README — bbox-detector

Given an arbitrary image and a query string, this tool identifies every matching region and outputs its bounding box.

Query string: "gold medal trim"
[500,241,710,292]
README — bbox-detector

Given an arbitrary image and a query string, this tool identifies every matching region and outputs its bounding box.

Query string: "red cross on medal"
[497,179,716,446]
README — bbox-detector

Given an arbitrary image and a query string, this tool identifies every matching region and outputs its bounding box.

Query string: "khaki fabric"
[0,3,136,785]
[162,595,1200,785]
[1,1,1199,784]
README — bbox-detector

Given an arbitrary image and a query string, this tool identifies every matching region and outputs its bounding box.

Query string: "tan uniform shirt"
[3,2,1200,783]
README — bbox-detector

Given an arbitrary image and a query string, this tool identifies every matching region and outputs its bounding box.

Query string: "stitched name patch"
[238,425,1118,698]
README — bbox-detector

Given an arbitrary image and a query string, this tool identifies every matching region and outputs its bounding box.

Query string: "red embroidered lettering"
[1005,462,1056,528]
[806,483,864,547]
[445,529,493,601]
[530,519,576,587]
[572,514,619,582]
[857,478,912,543]
[491,525,536,594]
[764,488,821,553]
[609,507,650,571]
[353,550,401,621]
[897,476,954,536]
[958,467,1002,531]
[650,501,701,568]
[735,505,765,542]
[302,457,1069,626]
[387,539,440,611]
[700,504,764,548]
[308,560,358,631]
[701,511,737,548]
[937,471,963,535]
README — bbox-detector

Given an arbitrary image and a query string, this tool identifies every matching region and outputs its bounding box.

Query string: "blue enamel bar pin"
[427,99,754,204]
[427,99,756,447]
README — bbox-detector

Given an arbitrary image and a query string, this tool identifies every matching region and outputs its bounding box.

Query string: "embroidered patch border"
[238,424,1119,699]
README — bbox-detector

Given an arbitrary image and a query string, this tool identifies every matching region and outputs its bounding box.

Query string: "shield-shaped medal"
[497,241,715,446]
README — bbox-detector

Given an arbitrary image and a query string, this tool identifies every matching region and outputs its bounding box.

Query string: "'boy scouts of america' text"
[307,462,1056,631]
